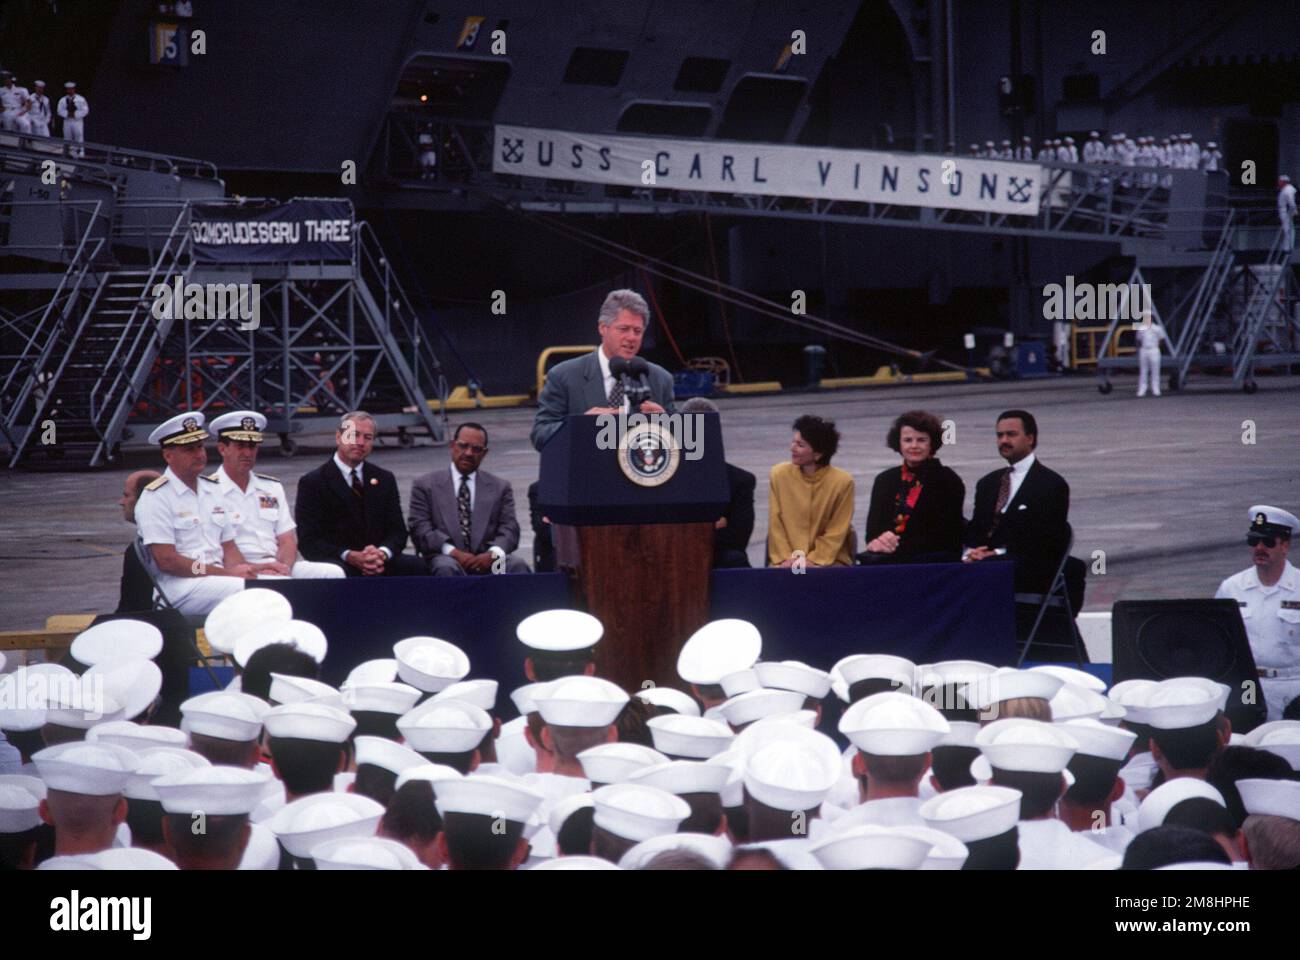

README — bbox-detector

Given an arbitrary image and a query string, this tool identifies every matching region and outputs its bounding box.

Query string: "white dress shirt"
[442,463,504,558]
[333,453,390,560]
[596,348,630,413]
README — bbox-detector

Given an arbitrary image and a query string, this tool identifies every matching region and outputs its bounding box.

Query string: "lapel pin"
[370,477,379,485]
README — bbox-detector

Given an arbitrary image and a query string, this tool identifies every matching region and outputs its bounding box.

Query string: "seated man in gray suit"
[409,422,531,575]
[529,288,676,451]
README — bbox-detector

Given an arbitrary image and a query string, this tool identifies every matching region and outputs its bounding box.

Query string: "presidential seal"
[618,419,681,487]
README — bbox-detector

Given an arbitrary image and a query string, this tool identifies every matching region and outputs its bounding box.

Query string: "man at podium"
[530,289,676,451]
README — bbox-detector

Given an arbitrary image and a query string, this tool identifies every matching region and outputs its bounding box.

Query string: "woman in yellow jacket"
[767,414,855,567]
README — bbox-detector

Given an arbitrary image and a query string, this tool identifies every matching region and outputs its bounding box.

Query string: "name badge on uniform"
[1282,601,1300,610]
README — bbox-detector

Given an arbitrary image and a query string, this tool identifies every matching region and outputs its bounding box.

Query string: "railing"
[0,128,222,180]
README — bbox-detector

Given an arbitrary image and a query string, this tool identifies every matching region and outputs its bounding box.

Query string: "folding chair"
[1014,524,1088,666]
[132,538,225,688]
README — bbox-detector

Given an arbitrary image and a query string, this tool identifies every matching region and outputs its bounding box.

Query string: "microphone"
[623,356,652,409]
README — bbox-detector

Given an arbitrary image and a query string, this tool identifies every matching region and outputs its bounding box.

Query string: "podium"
[538,413,730,692]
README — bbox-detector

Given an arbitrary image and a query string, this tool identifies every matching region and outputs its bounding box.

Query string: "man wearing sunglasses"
[409,422,530,576]
[1215,505,1300,720]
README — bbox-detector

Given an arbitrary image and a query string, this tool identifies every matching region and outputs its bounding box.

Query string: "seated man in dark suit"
[294,410,427,577]
[408,422,530,575]
[964,409,1084,614]
[529,288,676,452]
[679,397,755,567]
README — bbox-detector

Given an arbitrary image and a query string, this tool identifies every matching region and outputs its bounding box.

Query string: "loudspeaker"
[1112,599,1267,734]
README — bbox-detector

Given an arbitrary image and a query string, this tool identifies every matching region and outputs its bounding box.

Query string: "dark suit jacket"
[117,540,155,613]
[717,463,757,555]
[865,459,966,561]
[966,457,1070,591]
[530,349,676,451]
[295,458,410,561]
[408,467,521,557]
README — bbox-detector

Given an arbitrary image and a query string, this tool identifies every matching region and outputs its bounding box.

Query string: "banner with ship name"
[493,124,1043,215]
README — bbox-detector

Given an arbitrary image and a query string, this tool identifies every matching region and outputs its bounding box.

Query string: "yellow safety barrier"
[536,345,598,398]
[439,386,531,410]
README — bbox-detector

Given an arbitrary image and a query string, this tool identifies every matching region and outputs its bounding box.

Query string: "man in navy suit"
[964,409,1072,596]
[529,289,676,452]
[408,422,530,575]
[294,411,427,576]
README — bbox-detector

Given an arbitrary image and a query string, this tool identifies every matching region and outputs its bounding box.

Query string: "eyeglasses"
[1247,534,1281,548]
[453,442,486,454]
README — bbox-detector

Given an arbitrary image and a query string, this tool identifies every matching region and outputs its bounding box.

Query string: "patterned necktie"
[988,466,1013,538]
[458,473,472,548]
[350,467,363,499]
[607,375,624,409]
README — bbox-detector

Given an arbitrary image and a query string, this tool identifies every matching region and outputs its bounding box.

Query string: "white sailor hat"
[267,673,341,709]
[1050,682,1109,722]
[33,741,139,795]
[204,590,294,657]
[1154,861,1233,871]
[148,411,208,447]
[976,718,1078,773]
[530,855,622,871]
[754,660,832,699]
[1206,141,1217,148]
[394,762,463,791]
[343,681,422,716]
[234,619,327,669]
[0,775,45,833]
[154,765,271,816]
[267,793,385,858]
[1108,679,1158,725]
[592,782,690,842]
[180,691,267,741]
[618,831,732,870]
[344,659,399,687]
[964,668,1064,711]
[634,686,701,717]
[839,691,950,756]
[393,636,470,692]
[835,654,917,693]
[70,620,163,666]
[431,678,498,712]
[546,791,595,837]
[45,689,124,730]
[626,758,730,796]
[1030,665,1107,694]
[1248,505,1298,538]
[41,848,178,870]
[63,81,76,89]
[1242,721,1300,771]
[938,720,982,748]
[433,773,544,823]
[532,676,628,728]
[917,659,997,690]
[889,824,969,870]
[646,714,734,759]
[312,836,427,870]
[263,702,356,743]
[1098,697,1127,725]
[676,619,761,685]
[123,747,210,802]
[577,743,668,785]
[718,688,805,728]
[1237,778,1300,820]
[354,736,424,776]
[397,699,492,753]
[0,665,67,731]
[1143,678,1222,730]
[1137,779,1225,833]
[919,785,1022,843]
[509,681,550,716]
[209,410,266,443]
[87,720,187,753]
[719,668,761,699]
[85,658,162,722]
[516,609,603,653]
[1061,718,1138,761]
[811,824,934,870]
[741,726,841,811]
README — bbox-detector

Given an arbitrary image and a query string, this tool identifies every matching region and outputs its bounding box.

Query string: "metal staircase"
[1171,214,1237,389]
[1231,233,1298,390]
[7,206,193,467]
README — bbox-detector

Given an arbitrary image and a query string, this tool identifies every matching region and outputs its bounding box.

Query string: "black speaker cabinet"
[1112,599,1267,735]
